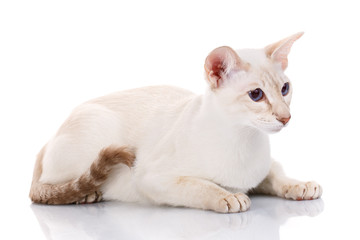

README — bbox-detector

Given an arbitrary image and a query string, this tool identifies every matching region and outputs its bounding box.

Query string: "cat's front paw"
[215,193,251,213]
[282,181,322,201]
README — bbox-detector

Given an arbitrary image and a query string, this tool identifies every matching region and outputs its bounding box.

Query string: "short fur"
[30,33,322,212]
[30,146,135,204]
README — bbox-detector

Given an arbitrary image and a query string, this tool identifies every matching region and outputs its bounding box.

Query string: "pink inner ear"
[206,56,224,80]
[204,47,229,89]
[272,40,296,69]
[273,50,289,70]
[266,32,304,70]
[205,46,247,89]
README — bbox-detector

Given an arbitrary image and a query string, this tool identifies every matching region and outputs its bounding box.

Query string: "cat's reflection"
[31,196,324,240]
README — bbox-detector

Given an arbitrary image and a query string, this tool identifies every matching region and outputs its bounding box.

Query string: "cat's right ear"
[204,46,249,90]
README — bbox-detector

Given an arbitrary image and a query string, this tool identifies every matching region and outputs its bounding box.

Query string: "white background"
[1,0,359,239]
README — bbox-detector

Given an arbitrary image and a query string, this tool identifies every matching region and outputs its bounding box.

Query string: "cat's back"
[89,85,195,112]
[58,85,196,137]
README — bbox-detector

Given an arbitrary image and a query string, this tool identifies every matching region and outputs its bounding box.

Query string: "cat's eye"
[248,88,264,102]
[281,82,290,96]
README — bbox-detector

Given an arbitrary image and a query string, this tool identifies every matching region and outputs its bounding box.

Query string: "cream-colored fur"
[33,33,322,212]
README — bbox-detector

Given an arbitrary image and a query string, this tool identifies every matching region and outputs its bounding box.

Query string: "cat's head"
[204,33,303,133]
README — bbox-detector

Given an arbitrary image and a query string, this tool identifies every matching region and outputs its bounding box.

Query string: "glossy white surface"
[2,188,360,240]
[29,196,324,240]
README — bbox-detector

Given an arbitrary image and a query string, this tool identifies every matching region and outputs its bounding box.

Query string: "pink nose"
[277,116,291,125]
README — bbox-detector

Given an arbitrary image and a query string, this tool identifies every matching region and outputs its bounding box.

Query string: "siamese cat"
[30,32,322,213]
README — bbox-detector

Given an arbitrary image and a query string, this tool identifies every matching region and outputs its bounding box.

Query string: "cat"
[29,32,322,213]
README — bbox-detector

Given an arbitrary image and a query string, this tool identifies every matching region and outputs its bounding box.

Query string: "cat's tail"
[29,145,135,205]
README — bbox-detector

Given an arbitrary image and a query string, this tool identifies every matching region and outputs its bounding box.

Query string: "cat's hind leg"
[39,103,126,185]
[30,103,134,204]
[253,161,322,200]
[30,145,135,204]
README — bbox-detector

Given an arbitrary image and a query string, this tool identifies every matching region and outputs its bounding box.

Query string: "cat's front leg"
[138,175,250,213]
[254,161,322,200]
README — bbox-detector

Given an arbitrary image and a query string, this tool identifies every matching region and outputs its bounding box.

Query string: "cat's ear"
[205,46,249,89]
[265,32,304,70]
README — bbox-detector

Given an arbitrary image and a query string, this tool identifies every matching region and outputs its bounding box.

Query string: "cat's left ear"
[265,32,304,70]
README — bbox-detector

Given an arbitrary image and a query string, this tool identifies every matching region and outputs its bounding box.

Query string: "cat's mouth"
[252,120,284,133]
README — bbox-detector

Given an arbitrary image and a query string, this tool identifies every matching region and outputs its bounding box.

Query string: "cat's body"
[30,33,322,212]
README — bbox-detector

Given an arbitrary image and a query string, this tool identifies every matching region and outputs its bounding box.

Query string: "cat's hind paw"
[216,193,251,213]
[75,191,103,204]
[282,181,322,201]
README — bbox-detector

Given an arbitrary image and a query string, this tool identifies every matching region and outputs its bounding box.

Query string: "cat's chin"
[252,121,284,134]
[263,127,283,134]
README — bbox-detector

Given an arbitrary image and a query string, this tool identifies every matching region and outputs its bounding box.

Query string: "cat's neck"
[195,90,256,134]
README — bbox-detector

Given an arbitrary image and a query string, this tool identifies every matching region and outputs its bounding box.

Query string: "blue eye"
[248,88,264,102]
[281,82,290,96]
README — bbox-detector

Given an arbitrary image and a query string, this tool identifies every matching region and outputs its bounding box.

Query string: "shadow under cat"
[31,195,324,240]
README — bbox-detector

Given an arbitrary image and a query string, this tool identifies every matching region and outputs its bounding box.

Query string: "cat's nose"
[277,115,291,125]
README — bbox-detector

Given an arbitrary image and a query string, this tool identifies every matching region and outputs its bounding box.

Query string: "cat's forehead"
[236,48,287,88]
[236,48,269,67]
[258,69,286,91]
